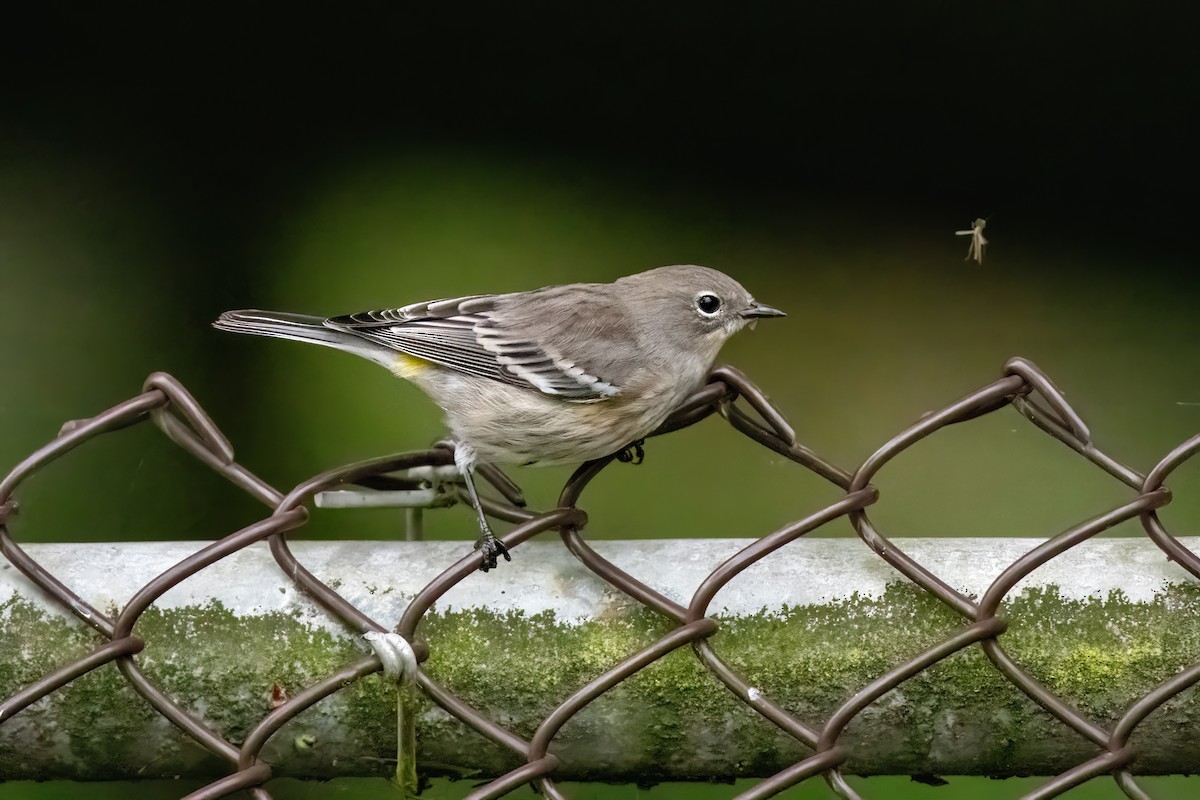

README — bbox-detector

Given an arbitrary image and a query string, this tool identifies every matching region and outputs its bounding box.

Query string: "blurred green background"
[2,4,1199,798]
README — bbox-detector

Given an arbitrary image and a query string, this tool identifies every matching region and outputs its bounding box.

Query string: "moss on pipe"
[4,580,1200,782]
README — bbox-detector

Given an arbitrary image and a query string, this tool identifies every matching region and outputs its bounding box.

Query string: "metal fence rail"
[1,358,1199,800]
[6,537,1200,783]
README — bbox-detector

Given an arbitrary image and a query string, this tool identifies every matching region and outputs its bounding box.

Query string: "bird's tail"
[213,310,395,367]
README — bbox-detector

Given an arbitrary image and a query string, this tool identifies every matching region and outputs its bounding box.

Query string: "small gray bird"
[214,265,784,569]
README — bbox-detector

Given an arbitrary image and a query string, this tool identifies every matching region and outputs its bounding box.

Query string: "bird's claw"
[616,438,646,465]
[475,534,511,572]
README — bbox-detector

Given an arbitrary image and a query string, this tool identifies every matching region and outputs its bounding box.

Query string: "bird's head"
[620,265,785,348]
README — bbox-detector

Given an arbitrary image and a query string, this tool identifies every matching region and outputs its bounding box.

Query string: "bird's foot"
[616,438,646,465]
[474,531,512,572]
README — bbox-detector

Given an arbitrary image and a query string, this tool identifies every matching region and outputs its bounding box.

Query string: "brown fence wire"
[2,357,1200,800]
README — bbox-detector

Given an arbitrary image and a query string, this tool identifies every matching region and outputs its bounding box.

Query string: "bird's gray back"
[326,282,643,401]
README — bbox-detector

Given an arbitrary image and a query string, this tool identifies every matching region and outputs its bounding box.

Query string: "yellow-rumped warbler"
[215,265,784,569]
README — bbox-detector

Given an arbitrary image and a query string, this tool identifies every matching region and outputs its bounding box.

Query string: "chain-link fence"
[2,357,1199,800]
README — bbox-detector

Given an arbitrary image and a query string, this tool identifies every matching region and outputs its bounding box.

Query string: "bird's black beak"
[741,303,786,319]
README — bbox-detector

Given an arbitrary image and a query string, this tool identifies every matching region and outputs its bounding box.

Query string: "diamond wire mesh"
[2,358,1199,800]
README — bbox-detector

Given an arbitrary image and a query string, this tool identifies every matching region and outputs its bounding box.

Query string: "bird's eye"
[696,294,721,315]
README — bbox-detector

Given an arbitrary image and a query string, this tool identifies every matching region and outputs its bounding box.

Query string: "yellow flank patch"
[391,353,432,378]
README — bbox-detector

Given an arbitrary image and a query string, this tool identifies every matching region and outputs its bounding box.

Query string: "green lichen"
[0,594,101,691]
[4,581,1200,782]
[409,582,1200,778]
[131,601,361,740]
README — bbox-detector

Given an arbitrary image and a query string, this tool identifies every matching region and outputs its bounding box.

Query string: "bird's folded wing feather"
[326,286,627,401]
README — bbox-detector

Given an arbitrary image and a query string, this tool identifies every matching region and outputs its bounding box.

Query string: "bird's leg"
[616,438,646,465]
[453,443,511,572]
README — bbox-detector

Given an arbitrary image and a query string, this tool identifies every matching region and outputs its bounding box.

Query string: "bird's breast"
[422,370,696,467]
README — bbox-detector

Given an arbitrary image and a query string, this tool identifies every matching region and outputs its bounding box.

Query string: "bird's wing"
[326,289,625,401]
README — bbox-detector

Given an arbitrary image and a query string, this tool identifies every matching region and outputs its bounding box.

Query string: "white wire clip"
[363,631,417,684]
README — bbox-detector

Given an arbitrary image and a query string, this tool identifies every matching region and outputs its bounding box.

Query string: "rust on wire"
[2,359,1199,800]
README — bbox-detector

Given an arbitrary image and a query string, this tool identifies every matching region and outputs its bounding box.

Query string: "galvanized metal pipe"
[2,538,1198,782]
